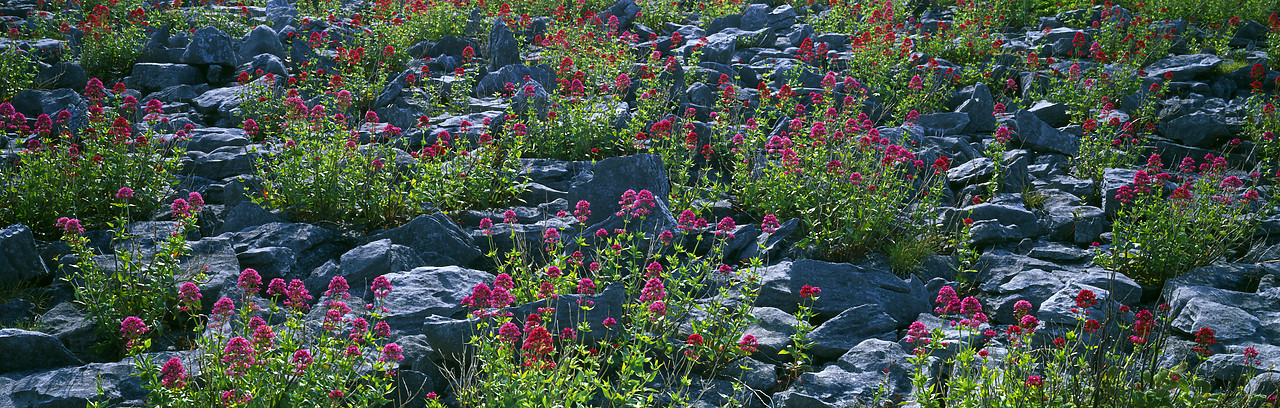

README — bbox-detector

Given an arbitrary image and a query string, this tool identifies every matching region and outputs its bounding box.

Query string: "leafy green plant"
[0,44,35,101]
[725,74,950,261]
[1095,154,1260,286]
[885,235,939,276]
[502,20,640,161]
[236,75,287,140]
[1245,70,1280,171]
[148,2,257,38]
[254,91,523,228]
[252,101,417,230]
[637,0,684,30]
[907,286,1276,407]
[125,272,400,407]
[1139,0,1277,35]
[0,79,183,239]
[435,192,786,407]
[359,0,471,63]
[408,124,526,212]
[779,285,820,388]
[60,191,204,354]
[1073,83,1163,183]
[294,42,402,113]
[76,5,144,82]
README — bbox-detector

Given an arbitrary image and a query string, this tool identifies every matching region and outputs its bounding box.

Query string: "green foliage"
[61,196,203,355]
[445,203,772,407]
[148,4,257,38]
[505,21,640,161]
[0,88,182,240]
[726,79,949,261]
[253,87,523,229]
[1245,87,1280,170]
[409,126,526,212]
[1095,155,1259,286]
[0,44,35,101]
[820,0,954,122]
[1141,0,1278,31]
[360,0,473,54]
[885,236,938,276]
[779,289,819,388]
[235,76,287,140]
[253,113,418,231]
[810,0,865,34]
[295,41,403,113]
[1071,80,1163,183]
[637,0,684,30]
[908,286,1274,408]
[76,5,144,82]
[127,273,399,407]
[296,0,343,18]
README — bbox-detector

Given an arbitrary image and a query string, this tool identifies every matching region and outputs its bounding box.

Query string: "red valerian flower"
[761,214,781,233]
[380,342,404,362]
[221,337,256,376]
[1244,347,1261,365]
[371,275,392,299]
[499,322,521,344]
[159,357,188,389]
[120,316,149,343]
[686,333,704,346]
[1075,289,1098,309]
[178,282,202,312]
[237,268,262,295]
[738,334,759,353]
[799,285,821,298]
[1193,327,1217,356]
[647,301,667,316]
[1025,375,1044,387]
[521,326,554,366]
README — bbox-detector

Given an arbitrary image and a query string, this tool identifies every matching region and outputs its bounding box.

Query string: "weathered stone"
[1015,109,1078,156]
[1143,54,1224,82]
[239,25,285,61]
[0,224,47,285]
[0,329,81,374]
[566,154,670,227]
[368,213,482,268]
[756,260,930,324]
[379,265,491,334]
[0,361,146,408]
[183,27,238,66]
[808,304,899,360]
[487,21,519,72]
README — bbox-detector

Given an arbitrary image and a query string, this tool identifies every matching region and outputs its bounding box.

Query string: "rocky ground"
[1,0,1280,406]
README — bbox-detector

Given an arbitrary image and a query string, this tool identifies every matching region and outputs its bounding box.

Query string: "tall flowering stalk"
[61,193,204,354]
[780,285,821,387]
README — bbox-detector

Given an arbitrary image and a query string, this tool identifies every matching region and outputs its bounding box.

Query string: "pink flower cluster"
[617,189,656,218]
[120,316,149,348]
[266,278,312,311]
[178,282,202,312]
[460,274,516,317]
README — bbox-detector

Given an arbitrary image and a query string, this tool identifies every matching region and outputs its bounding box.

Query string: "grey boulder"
[0,224,47,285]
[183,27,239,67]
[755,259,930,324]
[0,329,82,374]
